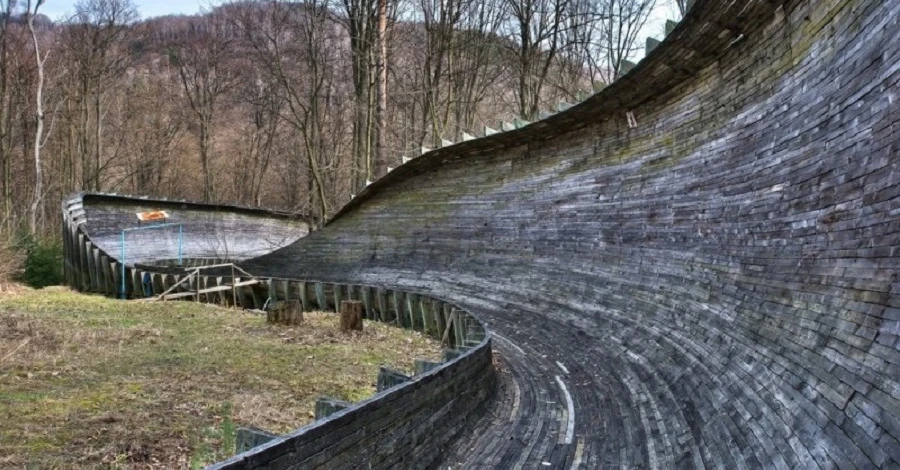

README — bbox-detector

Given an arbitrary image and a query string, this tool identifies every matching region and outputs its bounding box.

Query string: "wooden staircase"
[153,263,259,303]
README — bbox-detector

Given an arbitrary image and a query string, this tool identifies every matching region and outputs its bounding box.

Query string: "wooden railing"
[153,263,259,303]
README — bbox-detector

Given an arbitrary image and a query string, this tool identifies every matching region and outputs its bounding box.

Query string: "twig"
[1,338,30,363]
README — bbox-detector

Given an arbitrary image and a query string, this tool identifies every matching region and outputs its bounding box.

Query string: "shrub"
[19,235,63,288]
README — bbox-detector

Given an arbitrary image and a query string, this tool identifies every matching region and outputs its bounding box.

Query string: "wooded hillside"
[0,0,667,242]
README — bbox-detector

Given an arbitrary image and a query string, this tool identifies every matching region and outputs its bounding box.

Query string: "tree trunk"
[94,92,102,190]
[200,118,214,202]
[26,1,46,236]
[374,0,388,179]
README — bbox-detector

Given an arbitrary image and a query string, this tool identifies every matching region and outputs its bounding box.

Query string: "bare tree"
[0,0,16,229]
[416,0,463,146]
[602,0,656,80]
[374,0,388,178]
[232,0,345,223]
[63,0,138,191]
[25,0,47,234]
[120,75,185,194]
[170,13,239,202]
[337,0,373,189]
[235,75,283,206]
[503,0,573,119]
[450,0,507,132]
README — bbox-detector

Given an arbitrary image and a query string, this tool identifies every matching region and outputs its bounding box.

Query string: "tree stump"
[267,300,303,326]
[340,300,363,332]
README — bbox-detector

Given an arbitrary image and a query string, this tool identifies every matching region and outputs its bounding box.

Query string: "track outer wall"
[242,0,900,468]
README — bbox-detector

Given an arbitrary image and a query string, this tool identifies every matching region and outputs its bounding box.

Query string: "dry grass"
[0,288,441,469]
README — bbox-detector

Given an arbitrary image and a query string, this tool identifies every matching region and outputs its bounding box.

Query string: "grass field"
[0,287,440,469]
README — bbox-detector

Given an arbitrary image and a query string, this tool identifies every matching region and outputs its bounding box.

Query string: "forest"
[0,0,683,283]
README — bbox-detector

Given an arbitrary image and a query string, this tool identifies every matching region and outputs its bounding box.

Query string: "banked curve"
[242,0,900,467]
[62,193,499,469]
[329,0,777,224]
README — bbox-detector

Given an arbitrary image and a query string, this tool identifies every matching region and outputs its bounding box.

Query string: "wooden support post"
[414,358,441,374]
[361,286,373,320]
[201,276,211,302]
[84,242,97,291]
[207,276,219,304]
[231,266,237,308]
[376,366,410,392]
[449,308,464,347]
[392,291,405,327]
[315,282,326,310]
[377,288,388,322]
[457,310,466,347]
[281,280,290,301]
[132,270,141,298]
[333,283,343,311]
[77,234,89,291]
[91,247,103,292]
[74,228,85,289]
[111,262,121,298]
[297,281,309,311]
[443,348,464,361]
[161,274,173,295]
[315,397,351,420]
[215,277,227,305]
[267,279,277,302]
[249,285,262,309]
[340,300,363,332]
[236,427,278,454]
[406,293,418,330]
[99,255,112,295]
[420,298,434,336]
[130,269,142,299]
[151,273,164,295]
[431,299,443,339]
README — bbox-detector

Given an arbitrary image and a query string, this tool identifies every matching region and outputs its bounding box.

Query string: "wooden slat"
[160,291,199,300]
[197,284,238,295]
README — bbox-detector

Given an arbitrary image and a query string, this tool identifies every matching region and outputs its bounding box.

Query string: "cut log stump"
[340,300,363,332]
[266,300,303,326]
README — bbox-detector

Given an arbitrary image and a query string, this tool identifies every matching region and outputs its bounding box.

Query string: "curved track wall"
[208,283,495,470]
[62,193,309,297]
[62,193,498,469]
[243,0,900,467]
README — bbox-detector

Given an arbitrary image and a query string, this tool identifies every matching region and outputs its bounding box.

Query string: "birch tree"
[25,0,47,234]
